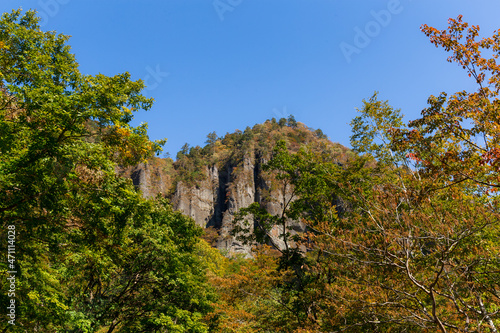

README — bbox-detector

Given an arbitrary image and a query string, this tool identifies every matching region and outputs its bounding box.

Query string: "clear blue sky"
[2,1,500,157]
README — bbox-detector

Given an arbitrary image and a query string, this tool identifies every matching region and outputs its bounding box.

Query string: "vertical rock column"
[217,156,256,257]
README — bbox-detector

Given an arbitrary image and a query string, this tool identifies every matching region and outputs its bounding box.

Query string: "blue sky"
[2,1,500,157]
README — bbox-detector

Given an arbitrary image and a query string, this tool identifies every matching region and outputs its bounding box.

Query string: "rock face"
[123,121,350,257]
[117,158,173,198]
[171,154,305,257]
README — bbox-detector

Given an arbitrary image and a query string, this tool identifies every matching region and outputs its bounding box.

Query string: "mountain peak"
[119,119,351,256]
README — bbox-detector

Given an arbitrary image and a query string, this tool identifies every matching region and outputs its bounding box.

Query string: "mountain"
[119,118,351,256]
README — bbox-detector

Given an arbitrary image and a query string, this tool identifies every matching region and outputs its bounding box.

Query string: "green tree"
[0,9,213,332]
[350,91,406,166]
[314,128,327,139]
[176,142,190,161]
[205,131,218,145]
[287,114,297,128]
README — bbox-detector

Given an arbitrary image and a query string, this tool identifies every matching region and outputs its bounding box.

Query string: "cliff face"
[125,120,350,257]
[171,153,304,256]
[117,158,174,198]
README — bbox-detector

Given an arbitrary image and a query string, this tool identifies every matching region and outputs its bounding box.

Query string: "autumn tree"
[225,16,500,332]
[313,16,500,332]
[397,15,500,192]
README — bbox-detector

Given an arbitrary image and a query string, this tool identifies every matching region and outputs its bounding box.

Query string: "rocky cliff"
[171,153,307,257]
[117,157,174,198]
[125,119,350,256]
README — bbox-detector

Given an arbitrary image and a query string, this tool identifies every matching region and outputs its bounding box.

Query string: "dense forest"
[1,9,500,333]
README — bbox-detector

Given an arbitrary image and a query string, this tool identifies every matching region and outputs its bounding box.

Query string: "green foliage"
[350,92,405,165]
[0,9,213,332]
[287,115,297,128]
[7,8,497,333]
[205,131,218,145]
[314,128,327,139]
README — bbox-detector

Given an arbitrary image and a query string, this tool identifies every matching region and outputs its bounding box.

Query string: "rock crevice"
[171,154,299,256]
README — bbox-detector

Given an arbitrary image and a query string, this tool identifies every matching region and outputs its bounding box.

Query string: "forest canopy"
[0,9,214,332]
[0,8,499,333]
[207,15,500,333]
